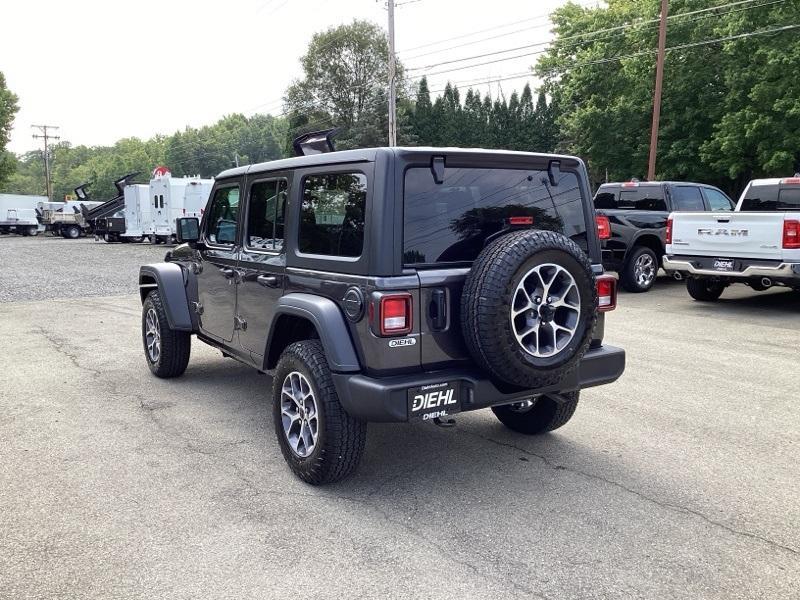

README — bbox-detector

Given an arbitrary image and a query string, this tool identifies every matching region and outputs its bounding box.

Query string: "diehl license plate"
[713,258,735,272]
[408,381,460,421]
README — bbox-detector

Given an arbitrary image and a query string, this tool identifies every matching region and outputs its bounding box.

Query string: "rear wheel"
[687,277,725,302]
[141,291,191,378]
[492,392,580,434]
[26,226,39,236]
[272,340,366,485]
[621,246,658,293]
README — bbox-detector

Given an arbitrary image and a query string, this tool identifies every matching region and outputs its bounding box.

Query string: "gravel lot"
[0,235,169,302]
[1,235,798,599]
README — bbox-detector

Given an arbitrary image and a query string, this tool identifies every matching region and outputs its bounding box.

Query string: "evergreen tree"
[412,77,435,146]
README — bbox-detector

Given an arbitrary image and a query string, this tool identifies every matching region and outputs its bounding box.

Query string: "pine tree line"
[411,77,558,153]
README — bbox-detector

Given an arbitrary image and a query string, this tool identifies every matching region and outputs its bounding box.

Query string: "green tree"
[700,1,800,183]
[284,19,410,149]
[535,0,799,192]
[0,71,20,186]
[412,77,435,145]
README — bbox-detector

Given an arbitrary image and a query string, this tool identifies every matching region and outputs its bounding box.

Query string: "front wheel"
[64,225,81,239]
[686,278,725,302]
[492,392,580,434]
[141,291,191,378]
[26,226,39,236]
[272,340,366,485]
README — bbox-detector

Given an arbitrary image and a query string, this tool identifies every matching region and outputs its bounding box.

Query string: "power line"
[397,12,553,54]
[539,22,800,75]
[406,0,785,74]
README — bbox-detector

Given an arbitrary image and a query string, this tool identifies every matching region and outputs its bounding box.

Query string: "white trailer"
[149,173,213,243]
[0,194,48,236]
[121,184,153,239]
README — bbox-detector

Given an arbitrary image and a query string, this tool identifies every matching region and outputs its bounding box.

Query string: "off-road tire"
[272,340,366,485]
[621,246,658,293]
[492,392,580,434]
[686,278,725,302]
[461,230,597,388]
[141,290,191,378]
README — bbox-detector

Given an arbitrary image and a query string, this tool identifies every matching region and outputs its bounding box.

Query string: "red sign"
[152,166,171,178]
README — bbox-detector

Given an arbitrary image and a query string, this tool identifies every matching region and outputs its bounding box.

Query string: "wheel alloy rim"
[280,371,319,458]
[511,263,581,358]
[634,253,656,287]
[144,308,161,363]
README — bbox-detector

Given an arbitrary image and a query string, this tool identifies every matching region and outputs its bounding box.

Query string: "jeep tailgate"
[416,269,472,370]
[668,212,788,260]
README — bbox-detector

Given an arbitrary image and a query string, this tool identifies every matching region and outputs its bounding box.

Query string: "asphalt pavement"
[0,236,798,599]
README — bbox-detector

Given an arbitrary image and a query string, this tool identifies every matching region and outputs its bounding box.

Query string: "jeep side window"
[671,186,704,211]
[298,172,366,257]
[704,188,734,211]
[247,179,287,251]
[205,186,240,245]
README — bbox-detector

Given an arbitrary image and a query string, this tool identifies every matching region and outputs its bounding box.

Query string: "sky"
[1,0,599,154]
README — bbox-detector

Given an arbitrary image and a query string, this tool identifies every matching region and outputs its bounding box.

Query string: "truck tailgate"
[669,212,786,259]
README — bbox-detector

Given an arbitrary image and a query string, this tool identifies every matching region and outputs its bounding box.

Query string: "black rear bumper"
[331,345,625,423]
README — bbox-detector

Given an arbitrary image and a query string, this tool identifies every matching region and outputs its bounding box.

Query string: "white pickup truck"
[663,177,800,301]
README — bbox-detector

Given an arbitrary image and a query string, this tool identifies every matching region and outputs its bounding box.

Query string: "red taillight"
[380,294,412,335]
[596,215,611,240]
[622,181,638,188]
[783,220,800,249]
[508,216,534,226]
[596,275,617,312]
[666,217,673,245]
[781,177,800,185]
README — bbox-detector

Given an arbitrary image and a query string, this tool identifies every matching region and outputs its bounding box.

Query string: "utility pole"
[32,124,60,201]
[647,0,669,181]
[387,0,398,146]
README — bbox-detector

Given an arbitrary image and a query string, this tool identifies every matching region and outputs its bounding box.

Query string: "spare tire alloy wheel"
[512,263,581,358]
[461,230,597,389]
[280,371,319,458]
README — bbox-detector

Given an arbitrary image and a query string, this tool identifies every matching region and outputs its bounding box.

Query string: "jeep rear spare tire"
[461,230,597,388]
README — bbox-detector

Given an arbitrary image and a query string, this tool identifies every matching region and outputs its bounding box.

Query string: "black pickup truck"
[138,134,626,484]
[594,181,734,292]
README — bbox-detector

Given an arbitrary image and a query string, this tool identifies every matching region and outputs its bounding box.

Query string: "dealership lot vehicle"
[665,177,800,301]
[594,181,734,292]
[139,142,625,483]
[1,237,798,599]
[0,193,48,236]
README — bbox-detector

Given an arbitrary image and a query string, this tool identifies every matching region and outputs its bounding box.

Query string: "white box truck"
[0,194,48,236]
[149,172,213,243]
[121,184,153,240]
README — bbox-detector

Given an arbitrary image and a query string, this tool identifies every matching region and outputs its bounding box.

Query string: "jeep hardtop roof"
[217,147,584,180]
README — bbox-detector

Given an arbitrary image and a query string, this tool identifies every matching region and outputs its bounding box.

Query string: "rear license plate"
[713,258,735,272]
[408,381,460,421]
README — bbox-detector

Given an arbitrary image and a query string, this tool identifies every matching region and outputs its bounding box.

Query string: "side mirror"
[176,217,200,244]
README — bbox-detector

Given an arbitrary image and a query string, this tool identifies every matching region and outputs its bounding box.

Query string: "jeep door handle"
[257,275,279,288]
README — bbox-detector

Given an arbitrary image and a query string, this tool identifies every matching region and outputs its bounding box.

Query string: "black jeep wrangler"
[138,140,625,484]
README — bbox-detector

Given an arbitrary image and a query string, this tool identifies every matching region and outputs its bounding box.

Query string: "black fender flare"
[138,263,194,331]
[267,293,360,373]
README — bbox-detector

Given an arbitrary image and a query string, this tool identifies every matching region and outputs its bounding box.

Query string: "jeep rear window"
[740,185,800,211]
[403,167,588,266]
[594,186,667,211]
